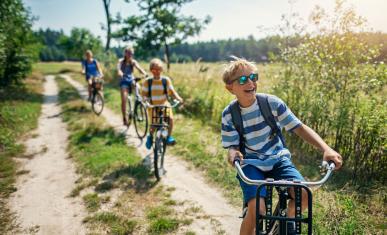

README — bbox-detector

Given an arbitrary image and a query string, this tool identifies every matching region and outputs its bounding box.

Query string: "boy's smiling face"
[151,65,162,79]
[226,66,257,107]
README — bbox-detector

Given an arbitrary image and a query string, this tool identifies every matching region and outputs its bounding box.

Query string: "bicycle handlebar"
[234,157,335,188]
[145,100,181,109]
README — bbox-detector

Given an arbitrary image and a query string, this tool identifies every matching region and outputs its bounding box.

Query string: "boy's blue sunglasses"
[230,73,259,85]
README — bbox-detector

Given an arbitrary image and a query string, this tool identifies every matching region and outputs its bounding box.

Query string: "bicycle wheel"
[92,91,104,115]
[134,101,148,139]
[126,95,132,127]
[154,135,167,180]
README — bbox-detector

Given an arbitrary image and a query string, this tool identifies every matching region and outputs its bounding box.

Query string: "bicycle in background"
[146,100,180,180]
[125,77,148,139]
[234,158,336,235]
[90,76,104,115]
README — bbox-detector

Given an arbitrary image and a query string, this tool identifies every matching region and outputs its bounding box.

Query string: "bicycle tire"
[126,95,132,127]
[154,135,167,180]
[91,91,104,115]
[134,101,148,139]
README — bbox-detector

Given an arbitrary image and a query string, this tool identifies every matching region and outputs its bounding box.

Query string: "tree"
[0,0,38,86]
[59,28,103,60]
[118,0,211,70]
[102,0,112,51]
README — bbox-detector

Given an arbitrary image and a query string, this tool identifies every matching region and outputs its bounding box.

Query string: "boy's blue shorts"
[236,157,304,205]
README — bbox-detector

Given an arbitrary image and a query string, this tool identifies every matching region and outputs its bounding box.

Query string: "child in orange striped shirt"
[142,58,183,149]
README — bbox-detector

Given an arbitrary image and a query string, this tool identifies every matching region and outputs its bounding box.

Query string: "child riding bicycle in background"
[142,58,184,149]
[221,56,343,235]
[81,50,104,101]
[117,46,148,126]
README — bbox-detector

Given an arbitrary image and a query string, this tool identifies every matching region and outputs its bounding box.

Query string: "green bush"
[273,1,386,182]
[0,0,39,86]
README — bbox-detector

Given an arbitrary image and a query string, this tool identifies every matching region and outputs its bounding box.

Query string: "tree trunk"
[164,42,170,71]
[102,0,111,51]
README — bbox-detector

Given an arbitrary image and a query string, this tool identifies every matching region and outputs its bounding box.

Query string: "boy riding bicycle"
[221,57,342,235]
[142,58,183,149]
[81,50,104,100]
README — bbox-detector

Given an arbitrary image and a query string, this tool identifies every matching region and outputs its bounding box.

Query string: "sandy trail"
[9,75,86,235]
[62,74,240,234]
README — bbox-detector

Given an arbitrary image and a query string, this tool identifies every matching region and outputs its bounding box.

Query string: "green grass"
[0,73,43,234]
[33,62,80,75]
[83,193,101,212]
[146,205,190,234]
[83,212,137,235]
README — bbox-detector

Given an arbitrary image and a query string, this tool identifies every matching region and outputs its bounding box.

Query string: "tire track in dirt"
[9,75,86,235]
[62,74,240,235]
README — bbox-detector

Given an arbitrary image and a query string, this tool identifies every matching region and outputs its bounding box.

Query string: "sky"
[23,0,387,45]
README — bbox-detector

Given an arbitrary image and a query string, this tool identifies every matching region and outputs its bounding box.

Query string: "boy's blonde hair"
[222,56,257,84]
[149,58,164,71]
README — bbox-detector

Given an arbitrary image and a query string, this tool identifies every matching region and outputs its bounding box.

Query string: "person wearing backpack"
[117,46,147,125]
[221,56,343,235]
[81,50,104,101]
[141,58,183,149]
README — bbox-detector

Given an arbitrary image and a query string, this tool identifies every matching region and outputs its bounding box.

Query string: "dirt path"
[9,75,86,235]
[61,74,241,234]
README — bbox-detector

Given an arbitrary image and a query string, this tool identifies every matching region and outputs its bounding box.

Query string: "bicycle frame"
[234,160,335,235]
[146,100,180,179]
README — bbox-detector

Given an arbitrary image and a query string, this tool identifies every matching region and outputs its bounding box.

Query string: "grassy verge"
[56,77,201,234]
[0,72,44,233]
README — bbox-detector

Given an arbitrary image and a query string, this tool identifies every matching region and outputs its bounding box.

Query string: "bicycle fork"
[256,183,313,235]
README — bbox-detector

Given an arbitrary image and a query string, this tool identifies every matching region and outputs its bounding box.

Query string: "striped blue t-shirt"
[221,94,302,171]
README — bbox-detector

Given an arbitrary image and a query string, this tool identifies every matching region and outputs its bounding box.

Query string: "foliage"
[34,28,67,61]
[273,0,387,182]
[0,0,39,86]
[117,0,211,69]
[59,28,103,60]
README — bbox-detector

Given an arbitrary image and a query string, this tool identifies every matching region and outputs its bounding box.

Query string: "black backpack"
[229,94,286,155]
[147,77,168,104]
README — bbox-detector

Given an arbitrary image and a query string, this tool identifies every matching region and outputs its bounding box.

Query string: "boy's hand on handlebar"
[323,148,342,170]
[228,148,243,166]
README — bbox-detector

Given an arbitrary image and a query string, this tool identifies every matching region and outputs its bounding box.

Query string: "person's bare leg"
[168,116,174,136]
[87,81,92,99]
[121,88,128,124]
[240,198,265,235]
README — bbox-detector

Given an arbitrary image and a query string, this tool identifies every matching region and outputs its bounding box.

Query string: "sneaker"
[145,135,153,149]
[166,136,176,145]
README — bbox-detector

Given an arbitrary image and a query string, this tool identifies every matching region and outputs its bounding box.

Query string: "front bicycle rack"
[256,182,312,235]
[151,107,170,125]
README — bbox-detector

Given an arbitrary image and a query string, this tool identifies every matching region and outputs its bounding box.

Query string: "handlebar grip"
[327,160,336,170]
[322,160,336,170]
[233,156,242,165]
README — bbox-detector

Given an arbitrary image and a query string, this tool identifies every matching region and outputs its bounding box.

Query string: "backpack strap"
[256,94,286,147]
[148,79,153,104]
[161,77,168,95]
[229,100,246,155]
[229,94,287,155]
